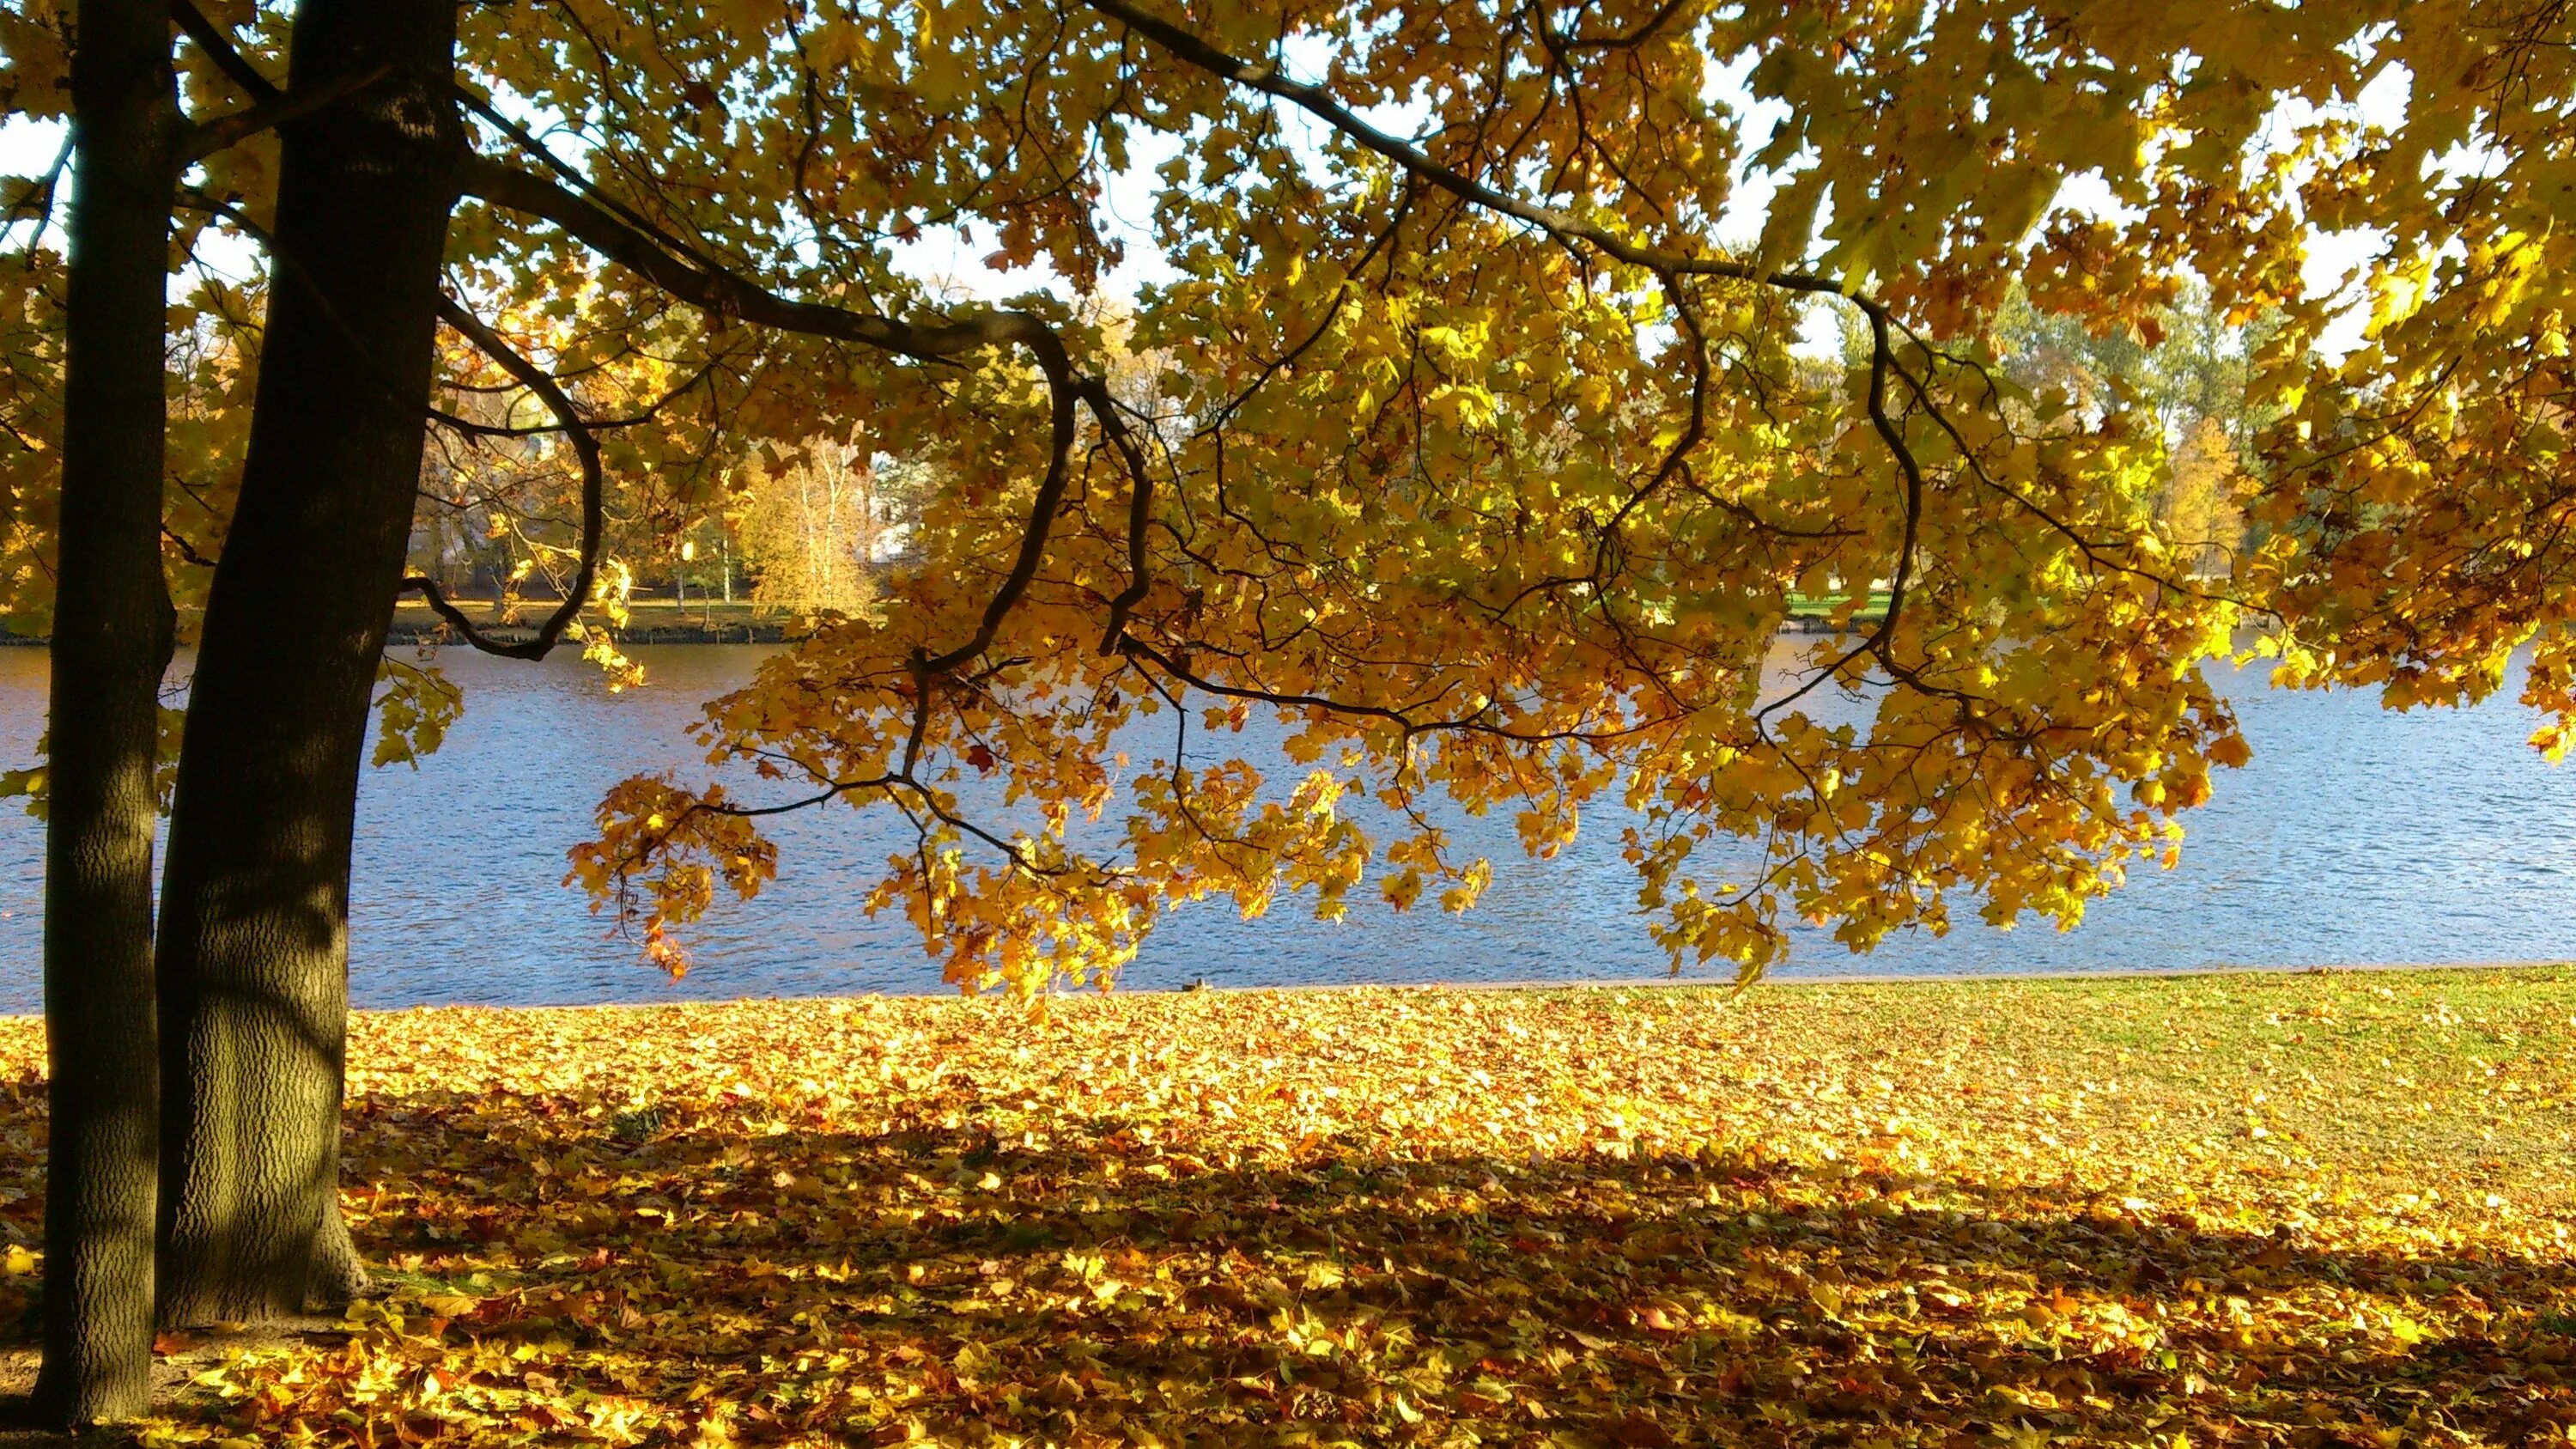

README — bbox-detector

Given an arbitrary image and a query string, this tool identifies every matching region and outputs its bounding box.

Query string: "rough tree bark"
[153,0,459,1325]
[29,0,179,1422]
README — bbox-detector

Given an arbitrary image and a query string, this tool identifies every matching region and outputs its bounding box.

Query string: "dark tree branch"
[1078,0,1845,295]
[450,83,709,274]
[1083,378,1162,654]
[459,154,1086,679]
[178,64,387,164]
[400,296,604,661]
[1079,0,1946,675]
[460,156,1074,369]
[167,0,280,100]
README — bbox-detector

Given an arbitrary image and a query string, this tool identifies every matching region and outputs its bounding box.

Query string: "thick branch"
[1083,378,1161,654]
[167,0,279,100]
[1081,0,1943,671]
[401,297,604,661]
[179,64,387,163]
[459,156,1071,368]
[459,154,1084,677]
[1078,0,1844,298]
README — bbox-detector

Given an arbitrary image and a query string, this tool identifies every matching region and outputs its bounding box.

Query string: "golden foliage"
[2161,419,2247,581]
[736,441,890,618]
[0,969,2561,1446]
[16,0,2576,984]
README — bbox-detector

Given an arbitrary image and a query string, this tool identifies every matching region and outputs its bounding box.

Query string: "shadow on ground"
[149,1081,2560,1447]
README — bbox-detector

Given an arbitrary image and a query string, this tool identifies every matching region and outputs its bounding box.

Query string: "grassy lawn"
[1785,592,1892,622]
[0,966,2568,1446]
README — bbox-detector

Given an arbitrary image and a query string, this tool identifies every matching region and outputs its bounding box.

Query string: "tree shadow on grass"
[219,1086,2576,1448]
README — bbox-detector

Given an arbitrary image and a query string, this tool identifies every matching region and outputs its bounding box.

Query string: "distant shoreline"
[1,612,1862,648]
[380,618,793,646]
[0,618,799,648]
[0,959,2545,1022]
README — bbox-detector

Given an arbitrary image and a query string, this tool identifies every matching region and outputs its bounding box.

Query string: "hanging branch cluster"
[519,0,2269,991]
[42,0,2537,992]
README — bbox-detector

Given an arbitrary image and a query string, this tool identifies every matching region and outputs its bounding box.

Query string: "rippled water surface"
[0,642,2567,1010]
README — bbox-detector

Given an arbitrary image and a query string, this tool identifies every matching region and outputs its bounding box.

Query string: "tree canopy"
[6,0,2573,1002]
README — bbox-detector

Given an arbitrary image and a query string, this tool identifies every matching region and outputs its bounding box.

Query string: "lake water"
[0,642,2566,1011]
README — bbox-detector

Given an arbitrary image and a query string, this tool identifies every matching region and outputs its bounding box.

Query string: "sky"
[0,21,2427,362]
[795,33,2413,365]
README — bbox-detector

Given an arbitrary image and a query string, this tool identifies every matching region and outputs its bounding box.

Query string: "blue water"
[0,642,2566,1010]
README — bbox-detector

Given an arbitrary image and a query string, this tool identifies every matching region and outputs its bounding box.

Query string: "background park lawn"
[0,966,2568,1446]
[387,596,781,636]
[1784,592,1894,624]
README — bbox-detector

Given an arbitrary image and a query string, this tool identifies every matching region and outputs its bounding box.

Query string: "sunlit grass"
[0,965,2566,1445]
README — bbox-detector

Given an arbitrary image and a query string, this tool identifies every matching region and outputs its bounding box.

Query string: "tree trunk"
[31,0,179,1421]
[154,0,459,1326]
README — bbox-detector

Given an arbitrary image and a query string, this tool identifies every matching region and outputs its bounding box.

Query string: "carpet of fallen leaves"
[0,966,2572,1447]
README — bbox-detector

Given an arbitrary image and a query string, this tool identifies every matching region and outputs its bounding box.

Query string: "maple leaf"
[0,966,2551,1446]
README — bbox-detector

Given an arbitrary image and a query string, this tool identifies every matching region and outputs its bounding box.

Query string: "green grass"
[2,965,2567,1446]
[1785,590,1893,620]
[1738,965,2576,1199]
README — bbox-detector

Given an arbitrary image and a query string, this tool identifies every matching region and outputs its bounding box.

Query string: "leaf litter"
[0,966,2566,1446]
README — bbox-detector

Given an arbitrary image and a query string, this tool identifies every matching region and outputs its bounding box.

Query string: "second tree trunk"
[153,0,459,1325]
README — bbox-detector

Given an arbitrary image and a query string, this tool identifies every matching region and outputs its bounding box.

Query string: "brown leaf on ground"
[0,966,2565,1446]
